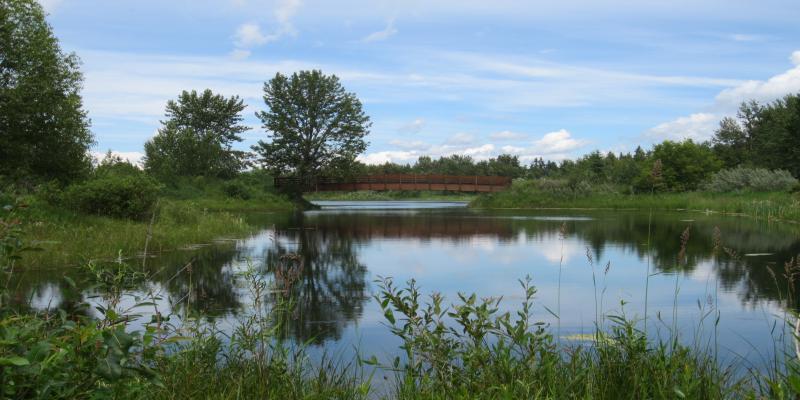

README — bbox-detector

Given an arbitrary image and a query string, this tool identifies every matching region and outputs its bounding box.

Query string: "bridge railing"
[274,174,512,192]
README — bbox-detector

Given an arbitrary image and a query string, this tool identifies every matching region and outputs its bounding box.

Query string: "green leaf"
[384,309,396,324]
[0,356,30,366]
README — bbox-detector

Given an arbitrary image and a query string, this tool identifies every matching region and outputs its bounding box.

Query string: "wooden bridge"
[274,174,512,193]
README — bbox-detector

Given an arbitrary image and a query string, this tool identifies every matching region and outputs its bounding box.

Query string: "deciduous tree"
[252,70,370,193]
[0,0,93,183]
[144,89,249,179]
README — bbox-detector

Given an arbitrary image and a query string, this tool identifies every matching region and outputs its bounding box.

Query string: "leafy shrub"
[34,180,65,205]
[510,178,617,198]
[702,167,798,192]
[222,181,251,200]
[64,173,161,219]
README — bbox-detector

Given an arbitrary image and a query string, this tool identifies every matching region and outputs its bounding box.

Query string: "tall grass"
[471,179,800,223]
[17,198,261,267]
[372,276,742,399]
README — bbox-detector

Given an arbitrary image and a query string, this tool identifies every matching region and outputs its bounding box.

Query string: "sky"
[40,0,800,165]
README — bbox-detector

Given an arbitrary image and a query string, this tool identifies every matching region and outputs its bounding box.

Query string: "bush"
[64,173,161,219]
[702,167,798,192]
[222,181,251,200]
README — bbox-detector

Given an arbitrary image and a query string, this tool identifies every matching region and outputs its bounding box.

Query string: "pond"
[13,201,800,371]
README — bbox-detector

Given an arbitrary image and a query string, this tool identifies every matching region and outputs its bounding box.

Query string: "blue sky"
[40,0,800,165]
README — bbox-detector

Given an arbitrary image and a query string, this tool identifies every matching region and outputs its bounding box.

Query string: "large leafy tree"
[252,70,371,190]
[144,89,249,179]
[711,94,800,176]
[0,0,93,183]
[648,139,721,191]
[747,94,800,176]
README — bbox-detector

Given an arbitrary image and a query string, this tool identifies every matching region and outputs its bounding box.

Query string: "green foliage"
[95,151,142,178]
[144,89,249,179]
[471,182,800,222]
[252,70,371,187]
[0,205,160,399]
[373,277,737,399]
[222,181,251,200]
[712,94,800,176]
[648,140,722,191]
[64,172,161,219]
[0,0,94,183]
[703,166,799,193]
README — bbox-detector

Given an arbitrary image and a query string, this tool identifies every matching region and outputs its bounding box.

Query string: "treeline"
[2,0,799,212]
[2,0,373,211]
[356,94,800,193]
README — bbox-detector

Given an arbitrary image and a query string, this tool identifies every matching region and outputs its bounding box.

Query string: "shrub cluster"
[222,181,251,200]
[511,178,619,198]
[702,167,798,193]
[64,173,161,219]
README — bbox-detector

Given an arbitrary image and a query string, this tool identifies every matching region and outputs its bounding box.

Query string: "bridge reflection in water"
[11,207,800,348]
[274,174,512,193]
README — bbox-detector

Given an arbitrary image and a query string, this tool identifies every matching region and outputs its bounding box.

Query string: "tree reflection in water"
[260,213,369,344]
[9,208,800,344]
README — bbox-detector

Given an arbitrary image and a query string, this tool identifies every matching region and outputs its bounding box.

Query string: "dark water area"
[11,201,800,371]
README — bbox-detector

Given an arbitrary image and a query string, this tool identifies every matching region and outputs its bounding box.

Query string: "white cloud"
[363,18,398,42]
[445,132,475,145]
[534,129,587,153]
[38,0,62,12]
[230,0,301,55]
[461,143,495,157]
[275,0,301,26]
[229,49,252,60]
[646,50,800,141]
[359,129,587,165]
[388,139,429,150]
[92,151,146,166]
[645,113,718,141]
[730,33,762,42]
[234,23,272,48]
[715,50,800,108]
[489,130,527,141]
[357,150,417,165]
[399,118,425,133]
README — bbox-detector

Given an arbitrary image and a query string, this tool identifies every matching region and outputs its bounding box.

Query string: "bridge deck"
[274,174,512,193]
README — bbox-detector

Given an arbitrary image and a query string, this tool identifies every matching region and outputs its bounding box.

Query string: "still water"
[15,201,800,369]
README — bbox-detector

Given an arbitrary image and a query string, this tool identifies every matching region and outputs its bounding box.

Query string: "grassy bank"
[471,180,800,222]
[305,190,476,202]
[6,177,294,267]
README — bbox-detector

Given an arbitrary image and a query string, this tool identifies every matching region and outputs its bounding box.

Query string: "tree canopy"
[144,89,249,179]
[712,94,800,176]
[252,70,371,187]
[0,0,93,183]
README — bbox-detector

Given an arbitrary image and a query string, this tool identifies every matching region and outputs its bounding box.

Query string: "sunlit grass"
[17,198,288,267]
[472,182,800,222]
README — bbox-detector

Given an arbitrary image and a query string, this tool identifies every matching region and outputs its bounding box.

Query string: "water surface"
[14,201,800,370]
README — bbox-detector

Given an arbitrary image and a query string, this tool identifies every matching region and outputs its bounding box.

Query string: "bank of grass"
[305,190,476,202]
[471,179,800,222]
[8,176,294,267]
